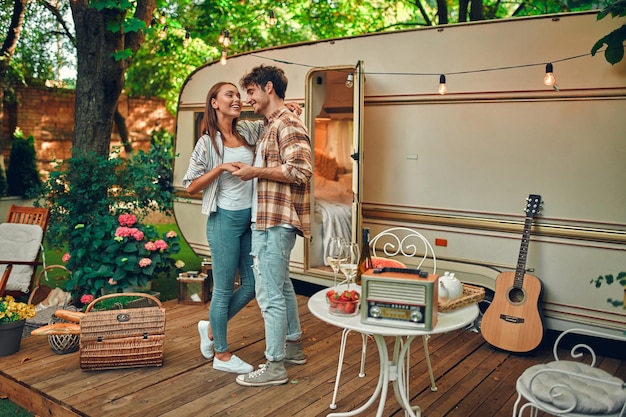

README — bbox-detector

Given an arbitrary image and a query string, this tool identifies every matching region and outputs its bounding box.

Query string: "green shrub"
[7,128,42,197]
[0,163,7,197]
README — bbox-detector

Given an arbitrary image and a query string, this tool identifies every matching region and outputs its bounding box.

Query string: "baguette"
[31,323,81,336]
[54,309,86,323]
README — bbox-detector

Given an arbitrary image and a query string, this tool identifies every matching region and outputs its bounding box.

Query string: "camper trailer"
[173,11,626,336]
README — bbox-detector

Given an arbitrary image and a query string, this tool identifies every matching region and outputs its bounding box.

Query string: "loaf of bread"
[31,323,81,335]
[54,309,86,323]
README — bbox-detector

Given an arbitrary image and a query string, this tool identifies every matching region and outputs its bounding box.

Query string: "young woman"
[182,82,263,374]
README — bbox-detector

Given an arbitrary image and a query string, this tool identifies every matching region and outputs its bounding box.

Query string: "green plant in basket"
[62,213,181,297]
[0,295,36,323]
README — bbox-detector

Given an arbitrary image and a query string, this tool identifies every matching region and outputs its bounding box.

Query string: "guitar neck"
[513,216,533,288]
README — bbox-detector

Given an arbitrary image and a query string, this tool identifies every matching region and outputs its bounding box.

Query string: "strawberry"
[343,301,356,314]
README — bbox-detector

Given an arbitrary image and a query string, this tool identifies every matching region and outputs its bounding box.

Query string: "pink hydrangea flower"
[145,241,157,251]
[115,226,132,237]
[118,214,137,227]
[154,239,168,251]
[62,253,71,263]
[139,258,152,268]
[115,226,144,241]
[80,294,94,304]
[131,229,144,241]
[166,230,177,238]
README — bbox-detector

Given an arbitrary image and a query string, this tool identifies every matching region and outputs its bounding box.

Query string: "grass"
[35,222,203,302]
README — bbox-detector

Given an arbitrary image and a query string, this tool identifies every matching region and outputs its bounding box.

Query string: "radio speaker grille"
[368,281,426,304]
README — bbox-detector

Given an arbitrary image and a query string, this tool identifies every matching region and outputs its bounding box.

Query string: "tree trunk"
[436,0,448,25]
[69,0,155,157]
[470,0,485,21]
[70,3,124,156]
[0,0,27,152]
[114,108,132,153]
[459,0,469,22]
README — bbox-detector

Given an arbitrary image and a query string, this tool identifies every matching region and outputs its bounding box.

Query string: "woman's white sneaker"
[197,320,214,360]
[213,355,254,374]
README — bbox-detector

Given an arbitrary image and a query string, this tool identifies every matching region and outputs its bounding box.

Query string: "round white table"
[308,286,479,417]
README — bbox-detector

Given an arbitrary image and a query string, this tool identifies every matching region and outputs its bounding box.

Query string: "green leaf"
[124,18,147,34]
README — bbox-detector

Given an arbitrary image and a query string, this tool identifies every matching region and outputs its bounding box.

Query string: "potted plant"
[0,295,36,356]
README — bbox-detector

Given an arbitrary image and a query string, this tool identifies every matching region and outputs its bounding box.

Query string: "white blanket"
[316,199,352,265]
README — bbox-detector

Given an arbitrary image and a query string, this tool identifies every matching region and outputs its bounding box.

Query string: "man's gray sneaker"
[236,360,289,387]
[284,340,307,365]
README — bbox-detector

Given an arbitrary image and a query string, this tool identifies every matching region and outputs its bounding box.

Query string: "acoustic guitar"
[481,194,545,353]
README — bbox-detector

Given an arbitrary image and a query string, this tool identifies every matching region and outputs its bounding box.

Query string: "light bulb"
[220,50,227,66]
[223,30,231,47]
[544,63,555,86]
[268,10,277,25]
[345,73,354,88]
[438,74,447,95]
[183,31,191,47]
[159,25,168,40]
[159,12,166,25]
[218,30,225,45]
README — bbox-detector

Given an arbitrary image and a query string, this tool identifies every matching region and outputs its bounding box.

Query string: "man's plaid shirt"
[255,106,313,238]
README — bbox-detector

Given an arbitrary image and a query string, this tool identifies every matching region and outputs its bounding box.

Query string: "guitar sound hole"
[508,287,525,304]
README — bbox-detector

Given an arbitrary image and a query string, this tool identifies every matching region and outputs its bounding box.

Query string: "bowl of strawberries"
[326,288,360,316]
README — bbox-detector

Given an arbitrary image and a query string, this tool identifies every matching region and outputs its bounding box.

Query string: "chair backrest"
[0,205,50,297]
[369,227,437,273]
[6,205,50,235]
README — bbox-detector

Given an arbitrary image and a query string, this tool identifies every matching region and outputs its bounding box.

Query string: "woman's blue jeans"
[251,225,302,361]
[206,207,255,354]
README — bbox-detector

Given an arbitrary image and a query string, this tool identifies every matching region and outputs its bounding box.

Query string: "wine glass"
[339,242,360,289]
[326,237,346,288]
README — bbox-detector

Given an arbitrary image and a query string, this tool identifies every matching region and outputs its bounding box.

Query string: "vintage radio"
[361,267,439,330]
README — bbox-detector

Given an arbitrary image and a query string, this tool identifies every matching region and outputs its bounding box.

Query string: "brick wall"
[2,84,175,173]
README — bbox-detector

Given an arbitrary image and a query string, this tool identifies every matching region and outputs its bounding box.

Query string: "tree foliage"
[1,0,623,150]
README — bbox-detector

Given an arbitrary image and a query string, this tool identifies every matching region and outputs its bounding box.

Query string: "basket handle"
[84,292,163,313]
[34,264,70,287]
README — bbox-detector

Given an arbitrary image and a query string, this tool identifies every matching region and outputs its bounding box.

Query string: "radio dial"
[410,308,423,323]
[370,306,382,318]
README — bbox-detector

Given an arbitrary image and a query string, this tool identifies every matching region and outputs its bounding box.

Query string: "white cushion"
[0,223,43,292]
[519,360,626,414]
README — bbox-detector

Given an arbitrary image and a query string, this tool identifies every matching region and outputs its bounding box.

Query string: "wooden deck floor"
[1,295,624,417]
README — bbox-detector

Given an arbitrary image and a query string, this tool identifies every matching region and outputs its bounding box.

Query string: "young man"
[232,65,313,387]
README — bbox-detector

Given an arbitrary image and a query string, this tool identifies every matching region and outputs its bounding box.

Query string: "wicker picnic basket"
[79,292,165,370]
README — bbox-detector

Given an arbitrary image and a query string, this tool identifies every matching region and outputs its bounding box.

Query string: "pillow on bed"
[314,150,338,181]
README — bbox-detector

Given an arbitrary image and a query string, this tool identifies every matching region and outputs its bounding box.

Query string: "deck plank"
[0,295,624,417]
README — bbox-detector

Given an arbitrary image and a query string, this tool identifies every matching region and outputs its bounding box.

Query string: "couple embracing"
[182,64,312,387]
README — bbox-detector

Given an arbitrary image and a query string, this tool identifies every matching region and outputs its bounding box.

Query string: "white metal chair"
[330,226,438,409]
[513,328,626,417]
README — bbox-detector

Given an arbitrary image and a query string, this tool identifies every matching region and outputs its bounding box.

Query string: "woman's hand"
[286,102,302,116]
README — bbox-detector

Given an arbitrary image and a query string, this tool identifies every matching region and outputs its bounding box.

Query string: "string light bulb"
[544,63,556,86]
[220,50,227,66]
[218,30,225,44]
[345,73,354,88]
[268,10,277,25]
[159,25,169,40]
[183,30,191,47]
[222,30,231,47]
[159,12,166,25]
[438,74,447,95]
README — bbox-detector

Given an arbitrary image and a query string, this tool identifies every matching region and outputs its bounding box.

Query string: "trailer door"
[351,60,365,243]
